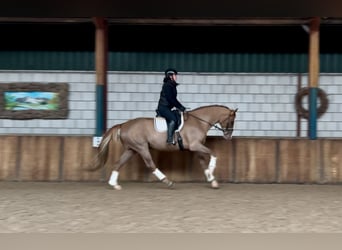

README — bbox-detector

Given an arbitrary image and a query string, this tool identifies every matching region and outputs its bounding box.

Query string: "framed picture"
[0,82,69,119]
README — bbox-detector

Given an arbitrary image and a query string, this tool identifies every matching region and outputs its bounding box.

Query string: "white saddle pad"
[154,112,184,133]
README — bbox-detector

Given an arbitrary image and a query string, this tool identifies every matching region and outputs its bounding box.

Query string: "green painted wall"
[1,51,342,73]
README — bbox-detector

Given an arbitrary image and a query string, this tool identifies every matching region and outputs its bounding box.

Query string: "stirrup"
[166,137,176,145]
[167,140,176,145]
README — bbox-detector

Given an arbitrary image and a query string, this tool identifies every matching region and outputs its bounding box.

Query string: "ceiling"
[1,17,342,27]
[1,0,342,21]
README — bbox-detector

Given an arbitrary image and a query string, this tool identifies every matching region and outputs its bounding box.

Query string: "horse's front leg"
[196,150,219,189]
[204,155,219,189]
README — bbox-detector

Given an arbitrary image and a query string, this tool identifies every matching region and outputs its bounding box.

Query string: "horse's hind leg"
[108,148,136,190]
[138,147,174,188]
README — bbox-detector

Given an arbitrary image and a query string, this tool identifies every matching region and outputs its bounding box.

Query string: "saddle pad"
[154,117,167,132]
[154,113,184,133]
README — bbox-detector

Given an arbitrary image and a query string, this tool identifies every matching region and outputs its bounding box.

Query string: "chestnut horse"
[90,105,238,190]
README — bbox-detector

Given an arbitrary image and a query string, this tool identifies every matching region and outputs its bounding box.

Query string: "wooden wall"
[1,136,342,184]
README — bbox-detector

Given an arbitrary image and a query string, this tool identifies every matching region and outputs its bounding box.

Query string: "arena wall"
[0,70,341,137]
[1,71,341,184]
[1,136,341,184]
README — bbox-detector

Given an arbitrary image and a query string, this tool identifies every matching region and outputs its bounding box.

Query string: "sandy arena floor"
[1,181,342,233]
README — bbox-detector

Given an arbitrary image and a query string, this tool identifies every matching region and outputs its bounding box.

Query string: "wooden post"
[308,17,320,140]
[296,73,302,137]
[93,17,108,141]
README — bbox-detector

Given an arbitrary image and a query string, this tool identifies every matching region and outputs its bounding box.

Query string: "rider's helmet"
[164,68,178,77]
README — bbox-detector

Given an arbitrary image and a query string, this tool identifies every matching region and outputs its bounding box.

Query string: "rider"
[157,68,186,145]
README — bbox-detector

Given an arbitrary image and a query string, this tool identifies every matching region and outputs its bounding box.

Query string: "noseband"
[221,118,234,135]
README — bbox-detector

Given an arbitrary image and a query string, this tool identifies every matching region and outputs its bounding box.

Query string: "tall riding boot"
[166,120,176,145]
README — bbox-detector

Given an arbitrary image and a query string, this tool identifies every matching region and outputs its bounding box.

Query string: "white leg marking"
[204,155,217,182]
[153,168,166,181]
[209,155,217,170]
[108,170,119,186]
[108,171,122,190]
[204,169,215,182]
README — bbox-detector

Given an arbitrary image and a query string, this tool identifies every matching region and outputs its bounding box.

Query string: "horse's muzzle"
[223,133,233,140]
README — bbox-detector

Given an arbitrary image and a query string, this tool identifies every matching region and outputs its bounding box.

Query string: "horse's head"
[220,108,238,140]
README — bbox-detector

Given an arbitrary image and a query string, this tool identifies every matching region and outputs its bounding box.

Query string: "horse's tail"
[87,124,122,172]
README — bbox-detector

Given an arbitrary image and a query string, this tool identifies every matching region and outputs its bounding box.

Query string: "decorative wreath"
[295,87,329,119]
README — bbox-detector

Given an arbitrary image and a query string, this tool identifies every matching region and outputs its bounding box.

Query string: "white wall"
[0,70,341,138]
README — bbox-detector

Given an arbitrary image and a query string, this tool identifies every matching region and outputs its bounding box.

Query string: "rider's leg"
[166,120,176,144]
[158,107,177,145]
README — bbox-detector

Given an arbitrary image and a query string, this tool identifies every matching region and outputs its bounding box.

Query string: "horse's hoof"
[162,178,174,188]
[167,181,175,189]
[211,180,219,189]
[113,185,122,190]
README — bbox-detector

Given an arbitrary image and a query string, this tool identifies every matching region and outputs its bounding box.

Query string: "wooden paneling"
[0,136,18,180]
[321,139,342,183]
[235,138,277,183]
[62,137,100,181]
[278,139,321,183]
[18,136,61,181]
[1,136,342,184]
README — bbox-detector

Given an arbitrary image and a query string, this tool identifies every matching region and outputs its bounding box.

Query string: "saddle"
[154,110,184,133]
[154,110,185,150]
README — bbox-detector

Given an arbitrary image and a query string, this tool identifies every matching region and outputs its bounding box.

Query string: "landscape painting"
[5,91,59,111]
[0,82,69,119]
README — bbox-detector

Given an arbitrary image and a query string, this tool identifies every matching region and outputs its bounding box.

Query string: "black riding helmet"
[164,68,178,77]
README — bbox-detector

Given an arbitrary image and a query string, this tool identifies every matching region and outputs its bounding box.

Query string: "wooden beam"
[93,17,108,86]
[93,17,108,136]
[308,17,320,88]
[106,17,313,26]
[308,17,320,140]
[1,17,342,26]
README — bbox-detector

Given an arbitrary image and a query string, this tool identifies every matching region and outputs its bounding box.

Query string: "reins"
[186,112,231,133]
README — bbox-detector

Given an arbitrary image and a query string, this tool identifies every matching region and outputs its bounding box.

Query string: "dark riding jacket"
[157,79,185,112]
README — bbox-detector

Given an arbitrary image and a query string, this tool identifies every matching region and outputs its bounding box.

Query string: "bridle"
[186,112,234,135]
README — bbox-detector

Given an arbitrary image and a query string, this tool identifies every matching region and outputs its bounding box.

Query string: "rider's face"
[170,74,177,81]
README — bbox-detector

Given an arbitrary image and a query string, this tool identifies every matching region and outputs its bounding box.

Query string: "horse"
[89,105,238,190]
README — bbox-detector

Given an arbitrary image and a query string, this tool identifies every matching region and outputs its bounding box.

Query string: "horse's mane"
[190,105,230,112]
